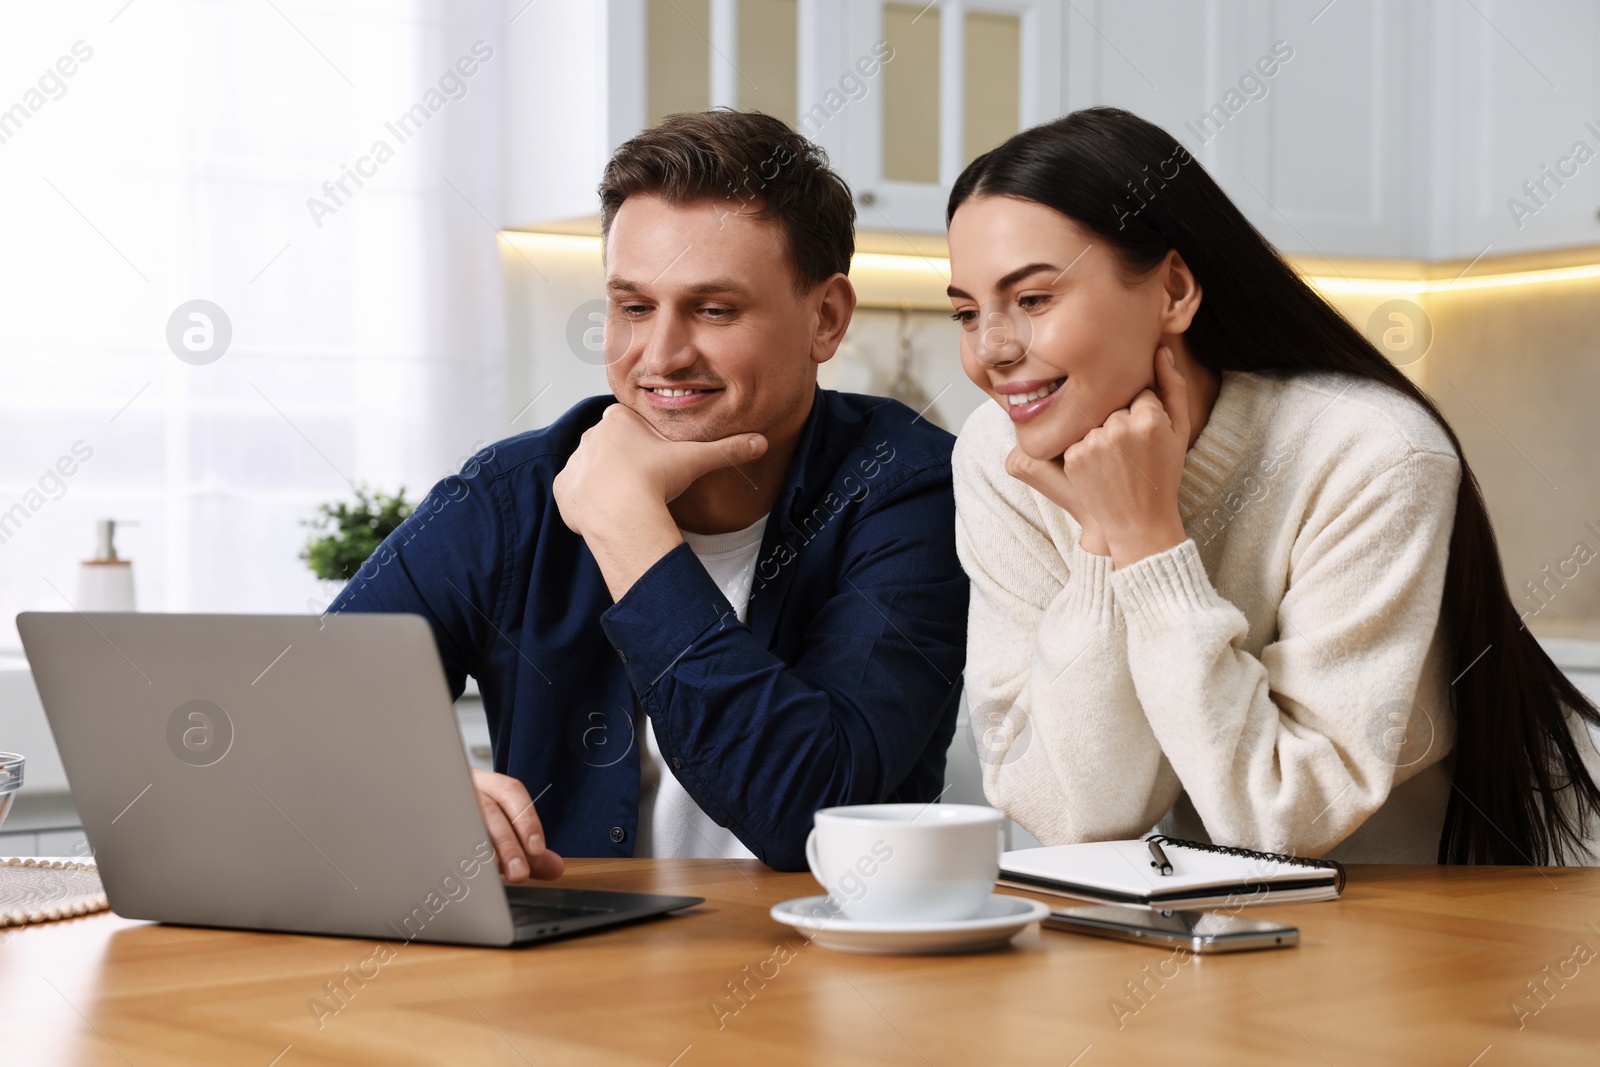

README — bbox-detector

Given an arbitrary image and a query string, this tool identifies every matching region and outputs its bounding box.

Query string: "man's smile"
[639,382,725,409]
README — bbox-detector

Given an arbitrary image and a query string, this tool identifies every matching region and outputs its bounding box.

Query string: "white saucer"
[770,893,1050,955]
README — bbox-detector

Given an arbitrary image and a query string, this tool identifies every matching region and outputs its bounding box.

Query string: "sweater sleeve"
[953,415,1184,842]
[1112,449,1461,856]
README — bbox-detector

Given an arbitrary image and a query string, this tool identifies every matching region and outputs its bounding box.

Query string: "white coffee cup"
[803,803,1004,923]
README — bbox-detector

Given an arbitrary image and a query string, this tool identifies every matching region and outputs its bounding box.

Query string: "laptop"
[16,611,703,947]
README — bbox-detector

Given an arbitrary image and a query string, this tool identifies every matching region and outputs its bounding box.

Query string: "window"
[0,1,505,648]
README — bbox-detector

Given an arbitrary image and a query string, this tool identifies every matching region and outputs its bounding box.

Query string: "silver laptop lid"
[17,612,517,946]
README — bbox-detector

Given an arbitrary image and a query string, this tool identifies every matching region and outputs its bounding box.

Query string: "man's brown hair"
[598,109,855,296]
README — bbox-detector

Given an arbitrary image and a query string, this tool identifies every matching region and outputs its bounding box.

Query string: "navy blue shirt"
[330,388,968,871]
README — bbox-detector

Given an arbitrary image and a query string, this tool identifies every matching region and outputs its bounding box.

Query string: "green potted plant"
[300,485,413,587]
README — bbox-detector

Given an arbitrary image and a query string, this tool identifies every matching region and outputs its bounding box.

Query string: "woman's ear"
[1158,250,1202,334]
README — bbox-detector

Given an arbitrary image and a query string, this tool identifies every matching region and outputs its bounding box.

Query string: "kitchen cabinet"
[1062,0,1600,260]
[502,0,1600,257]
[1426,0,1600,257]
[827,0,1067,234]
[1060,0,1434,259]
[502,1,646,231]
[502,0,1068,235]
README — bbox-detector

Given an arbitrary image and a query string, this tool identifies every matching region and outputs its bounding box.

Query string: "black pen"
[1148,839,1174,876]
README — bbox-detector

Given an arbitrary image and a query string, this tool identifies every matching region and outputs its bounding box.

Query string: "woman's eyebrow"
[946,262,1061,300]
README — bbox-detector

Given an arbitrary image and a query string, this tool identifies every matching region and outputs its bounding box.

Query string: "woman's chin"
[1011,411,1084,461]
[1013,427,1071,462]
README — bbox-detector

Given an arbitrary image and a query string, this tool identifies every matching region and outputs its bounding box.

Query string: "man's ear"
[1158,250,1202,335]
[810,273,857,366]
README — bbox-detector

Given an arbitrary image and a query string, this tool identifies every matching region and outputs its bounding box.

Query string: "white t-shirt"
[633,515,768,860]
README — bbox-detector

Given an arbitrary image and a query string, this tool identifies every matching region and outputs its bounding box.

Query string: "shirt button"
[671,757,683,770]
[609,825,627,844]
[616,648,628,665]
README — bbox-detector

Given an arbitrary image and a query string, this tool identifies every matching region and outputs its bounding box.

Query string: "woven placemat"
[0,857,108,926]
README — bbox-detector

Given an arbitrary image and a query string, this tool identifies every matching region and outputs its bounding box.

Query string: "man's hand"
[471,767,565,883]
[553,404,767,600]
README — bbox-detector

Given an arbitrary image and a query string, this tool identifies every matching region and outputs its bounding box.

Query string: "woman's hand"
[1005,346,1191,567]
[1063,346,1191,568]
[1004,447,1111,556]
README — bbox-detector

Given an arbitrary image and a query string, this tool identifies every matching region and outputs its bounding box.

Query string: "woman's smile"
[992,376,1068,423]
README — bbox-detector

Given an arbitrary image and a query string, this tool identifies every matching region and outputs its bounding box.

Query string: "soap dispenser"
[76,519,137,611]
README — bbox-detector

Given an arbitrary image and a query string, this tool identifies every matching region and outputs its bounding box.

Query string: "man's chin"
[628,398,734,443]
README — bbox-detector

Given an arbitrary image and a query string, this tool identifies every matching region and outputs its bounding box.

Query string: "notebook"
[999,835,1346,909]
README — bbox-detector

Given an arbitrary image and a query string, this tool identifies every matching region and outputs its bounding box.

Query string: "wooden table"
[2,860,1598,1065]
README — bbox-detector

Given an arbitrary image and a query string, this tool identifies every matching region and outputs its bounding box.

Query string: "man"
[332,109,967,877]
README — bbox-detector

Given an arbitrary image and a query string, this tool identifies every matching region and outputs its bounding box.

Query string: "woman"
[947,107,1600,864]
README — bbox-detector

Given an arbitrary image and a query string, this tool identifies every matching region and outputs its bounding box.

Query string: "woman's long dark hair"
[948,106,1600,864]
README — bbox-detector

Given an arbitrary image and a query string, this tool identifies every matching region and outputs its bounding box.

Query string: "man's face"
[603,195,827,443]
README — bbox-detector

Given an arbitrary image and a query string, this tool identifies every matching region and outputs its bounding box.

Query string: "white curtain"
[0,0,506,648]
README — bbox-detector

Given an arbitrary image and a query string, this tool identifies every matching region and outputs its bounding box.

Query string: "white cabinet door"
[1065,0,1433,260]
[502,0,646,229]
[1067,0,1600,261]
[1244,0,1434,259]
[1429,0,1600,258]
[828,0,1066,234]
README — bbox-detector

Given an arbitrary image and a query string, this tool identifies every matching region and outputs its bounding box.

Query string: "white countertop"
[1542,638,1600,672]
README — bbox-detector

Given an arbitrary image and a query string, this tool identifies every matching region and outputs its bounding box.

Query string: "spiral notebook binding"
[1144,834,1348,895]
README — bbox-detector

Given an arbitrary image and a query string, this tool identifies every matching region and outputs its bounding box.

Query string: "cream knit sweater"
[957,370,1477,864]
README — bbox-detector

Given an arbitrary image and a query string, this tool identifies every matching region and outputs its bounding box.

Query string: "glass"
[882,2,942,183]
[964,10,1020,164]
[647,0,711,126]
[738,0,798,127]
[0,753,23,833]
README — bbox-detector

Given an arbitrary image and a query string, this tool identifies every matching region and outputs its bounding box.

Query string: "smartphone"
[1043,904,1298,953]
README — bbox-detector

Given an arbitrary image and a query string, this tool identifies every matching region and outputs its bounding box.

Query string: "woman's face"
[947,194,1181,460]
